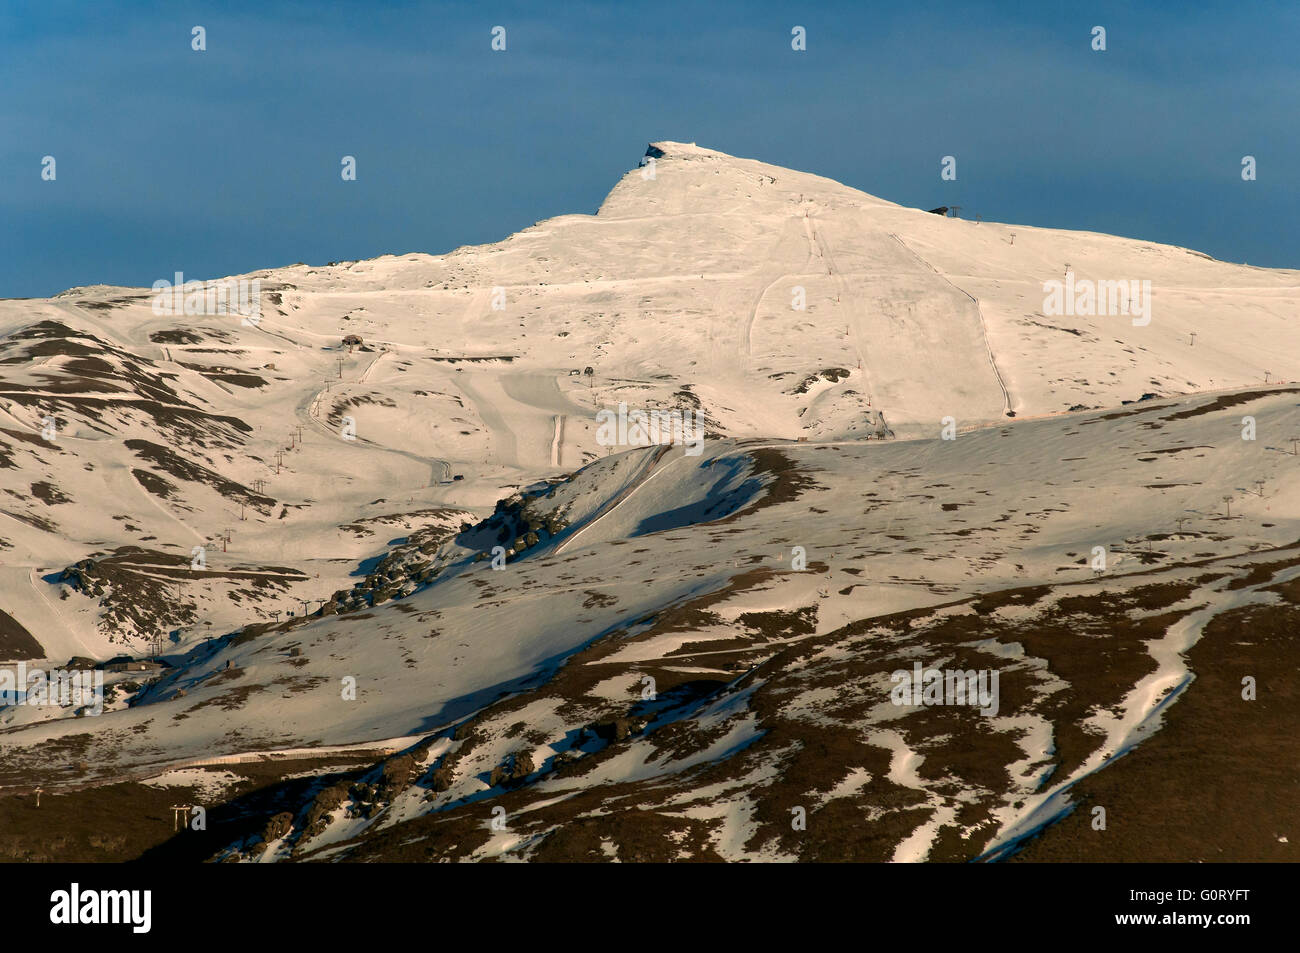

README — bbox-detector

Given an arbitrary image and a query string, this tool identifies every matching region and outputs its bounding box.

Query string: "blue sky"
[2,0,1297,297]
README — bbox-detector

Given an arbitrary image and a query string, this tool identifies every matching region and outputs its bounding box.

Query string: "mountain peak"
[644,140,703,158]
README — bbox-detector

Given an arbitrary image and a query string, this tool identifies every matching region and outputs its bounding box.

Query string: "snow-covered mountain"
[1,142,1296,863]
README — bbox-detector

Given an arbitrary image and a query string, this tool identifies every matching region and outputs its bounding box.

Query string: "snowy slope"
[1,141,1297,862]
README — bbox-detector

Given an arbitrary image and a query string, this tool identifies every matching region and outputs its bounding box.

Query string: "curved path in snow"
[888,232,1014,418]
